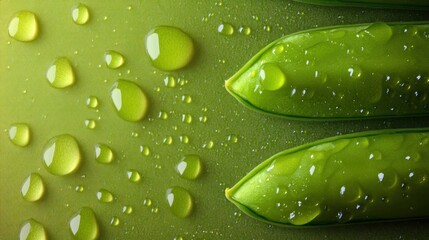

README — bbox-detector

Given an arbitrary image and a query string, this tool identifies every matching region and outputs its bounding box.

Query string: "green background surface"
[1,0,429,239]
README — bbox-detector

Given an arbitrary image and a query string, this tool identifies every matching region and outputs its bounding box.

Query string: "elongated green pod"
[225,22,429,120]
[226,128,429,226]
[293,0,429,10]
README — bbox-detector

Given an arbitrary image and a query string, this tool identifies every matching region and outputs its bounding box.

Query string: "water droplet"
[110,79,148,122]
[217,22,234,36]
[267,153,301,176]
[272,44,285,55]
[69,207,99,239]
[377,168,398,189]
[163,136,173,145]
[86,96,99,109]
[202,140,214,149]
[199,116,208,123]
[46,57,75,88]
[71,3,90,25]
[104,50,125,69]
[122,205,133,214]
[339,182,363,203]
[96,189,114,203]
[95,144,114,164]
[75,185,84,193]
[181,95,192,103]
[238,26,251,35]
[145,26,194,71]
[166,186,193,218]
[176,154,202,180]
[8,11,39,42]
[368,151,382,160]
[140,145,151,156]
[19,219,47,240]
[408,169,428,185]
[42,134,81,176]
[163,75,176,88]
[288,204,321,225]
[259,63,286,91]
[181,114,193,124]
[227,134,239,143]
[110,216,120,227]
[158,111,169,120]
[84,119,96,129]
[8,123,30,147]
[21,173,45,202]
[347,65,362,79]
[179,135,190,144]
[126,169,142,183]
[358,22,392,44]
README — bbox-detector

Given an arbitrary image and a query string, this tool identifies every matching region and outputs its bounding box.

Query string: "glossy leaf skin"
[293,0,429,10]
[226,128,429,226]
[225,22,429,120]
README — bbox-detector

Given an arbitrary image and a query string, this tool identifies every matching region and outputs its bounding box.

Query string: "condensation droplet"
[21,173,45,202]
[86,96,99,109]
[166,186,193,218]
[104,50,125,69]
[19,218,47,240]
[42,134,81,176]
[218,23,234,36]
[8,11,39,42]
[8,123,30,147]
[71,3,90,25]
[176,154,202,180]
[69,207,99,239]
[46,57,75,89]
[95,144,114,164]
[110,79,148,122]
[259,63,286,91]
[96,189,114,203]
[126,169,142,183]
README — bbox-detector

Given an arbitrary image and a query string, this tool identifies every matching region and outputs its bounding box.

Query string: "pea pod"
[225,128,429,226]
[293,0,429,10]
[225,22,429,120]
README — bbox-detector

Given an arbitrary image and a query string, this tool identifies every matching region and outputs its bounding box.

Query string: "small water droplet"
[84,119,97,129]
[218,22,234,36]
[166,186,193,218]
[69,207,99,239]
[181,95,192,103]
[86,96,99,109]
[110,216,120,227]
[71,3,90,25]
[202,140,214,149]
[46,57,75,89]
[8,11,39,42]
[104,50,125,69]
[122,205,133,214]
[181,114,193,124]
[145,26,194,71]
[21,173,45,202]
[19,219,47,240]
[75,185,84,193]
[179,135,190,144]
[272,44,285,55]
[140,145,151,156]
[176,154,202,180]
[238,26,251,35]
[259,63,286,91]
[96,189,114,203]
[8,123,30,147]
[42,134,81,176]
[110,79,148,122]
[347,65,362,79]
[163,75,176,88]
[126,169,142,183]
[144,198,152,207]
[163,136,173,145]
[227,134,239,143]
[158,111,169,120]
[95,144,114,164]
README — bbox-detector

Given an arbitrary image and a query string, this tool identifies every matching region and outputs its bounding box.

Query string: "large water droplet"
[259,63,286,91]
[176,154,202,180]
[19,218,47,240]
[104,50,125,69]
[166,186,193,218]
[358,22,392,44]
[145,26,194,71]
[96,189,114,203]
[8,123,30,147]
[8,11,39,42]
[21,173,45,202]
[71,3,90,25]
[42,134,81,176]
[267,153,301,176]
[110,80,148,122]
[46,57,75,88]
[95,144,114,164]
[69,207,99,239]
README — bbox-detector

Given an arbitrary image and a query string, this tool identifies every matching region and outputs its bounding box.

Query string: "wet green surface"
[1,0,429,239]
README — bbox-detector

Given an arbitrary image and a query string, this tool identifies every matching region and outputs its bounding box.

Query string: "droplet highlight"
[145,26,195,71]
[259,63,286,91]
[126,169,142,183]
[42,134,81,176]
[110,79,148,122]
[96,189,114,203]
